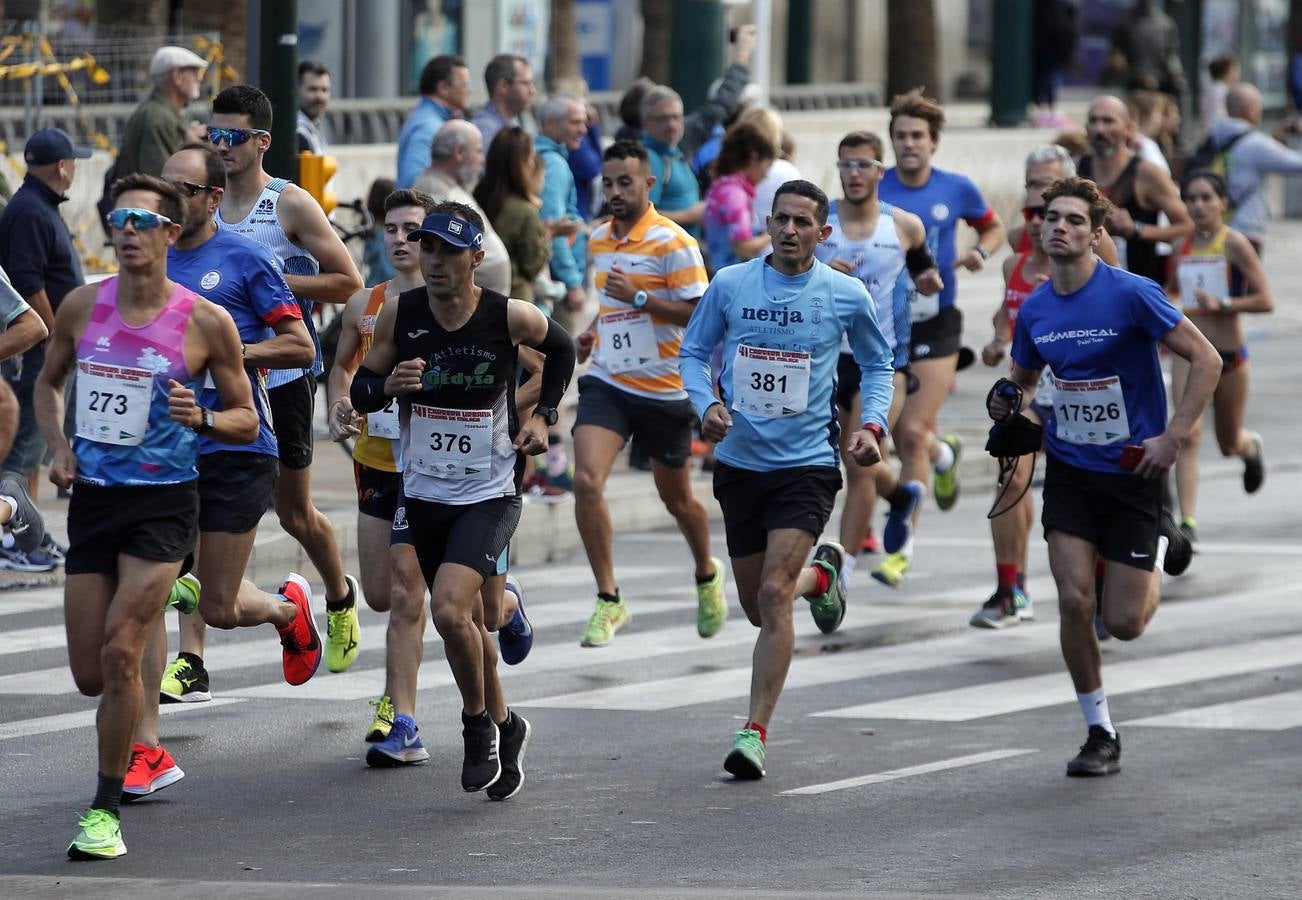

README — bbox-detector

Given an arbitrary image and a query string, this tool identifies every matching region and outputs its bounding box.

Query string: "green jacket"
[116,89,188,177]
[491,195,551,301]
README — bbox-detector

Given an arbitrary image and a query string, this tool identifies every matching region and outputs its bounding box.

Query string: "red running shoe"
[860,528,881,554]
[277,573,322,685]
[121,742,185,800]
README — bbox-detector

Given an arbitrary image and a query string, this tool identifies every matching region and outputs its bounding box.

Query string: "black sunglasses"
[169,180,216,198]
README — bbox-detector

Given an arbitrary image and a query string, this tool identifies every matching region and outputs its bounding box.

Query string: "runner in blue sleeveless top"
[991,177,1218,780]
[680,180,893,781]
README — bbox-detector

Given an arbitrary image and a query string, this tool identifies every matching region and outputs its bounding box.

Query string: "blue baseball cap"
[409,213,484,249]
[24,127,92,165]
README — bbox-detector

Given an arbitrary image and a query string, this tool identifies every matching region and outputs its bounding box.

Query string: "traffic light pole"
[259,0,299,182]
[989,0,1032,127]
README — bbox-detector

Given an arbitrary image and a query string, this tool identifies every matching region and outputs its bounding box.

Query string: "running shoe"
[277,573,322,686]
[1243,432,1264,494]
[860,528,881,554]
[165,573,200,615]
[498,575,533,665]
[579,595,631,647]
[1066,725,1121,777]
[933,434,963,511]
[487,710,532,801]
[0,544,56,572]
[1180,516,1198,547]
[541,465,574,494]
[522,468,569,504]
[695,556,727,638]
[366,695,394,743]
[461,712,501,792]
[366,713,430,767]
[160,655,211,703]
[325,575,362,673]
[969,589,1021,629]
[871,551,910,588]
[1014,586,1034,621]
[0,471,44,553]
[67,808,125,860]
[1160,509,1193,577]
[883,479,924,553]
[121,742,185,800]
[807,542,847,634]
[723,728,766,780]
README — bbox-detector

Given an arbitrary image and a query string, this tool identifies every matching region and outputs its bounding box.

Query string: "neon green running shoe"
[724,728,766,779]
[165,573,200,614]
[871,551,910,588]
[933,434,963,511]
[67,808,125,860]
[160,655,211,703]
[325,574,361,673]
[579,596,631,647]
[366,694,394,743]
[806,542,847,634]
[696,556,727,638]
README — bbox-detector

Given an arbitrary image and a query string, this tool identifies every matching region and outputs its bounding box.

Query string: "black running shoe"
[1066,725,1121,777]
[1160,510,1193,577]
[1242,432,1264,494]
[461,711,501,792]
[486,711,532,801]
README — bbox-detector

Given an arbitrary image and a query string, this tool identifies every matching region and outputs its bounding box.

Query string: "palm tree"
[551,0,579,87]
[887,0,939,100]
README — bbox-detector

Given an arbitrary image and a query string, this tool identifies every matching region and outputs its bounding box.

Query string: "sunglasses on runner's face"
[836,159,882,172]
[205,126,269,147]
[107,208,174,230]
[1023,205,1046,221]
[169,179,215,197]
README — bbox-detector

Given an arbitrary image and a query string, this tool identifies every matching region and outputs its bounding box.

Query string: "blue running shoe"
[366,714,430,767]
[883,480,923,554]
[498,576,533,666]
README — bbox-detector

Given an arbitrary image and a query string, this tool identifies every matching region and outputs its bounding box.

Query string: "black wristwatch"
[194,406,215,434]
[532,405,559,426]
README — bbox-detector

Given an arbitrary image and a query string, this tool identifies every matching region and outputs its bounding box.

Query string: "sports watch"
[194,406,215,434]
[632,289,649,309]
[533,405,559,426]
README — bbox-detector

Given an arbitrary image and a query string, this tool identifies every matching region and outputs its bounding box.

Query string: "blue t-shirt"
[168,228,302,458]
[879,167,992,312]
[680,256,894,472]
[644,132,702,238]
[1011,262,1183,474]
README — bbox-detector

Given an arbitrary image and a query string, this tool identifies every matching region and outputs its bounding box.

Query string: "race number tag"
[1051,374,1130,446]
[597,309,659,374]
[408,404,492,478]
[909,285,940,323]
[367,397,401,440]
[1177,256,1228,309]
[732,344,811,418]
[75,360,152,446]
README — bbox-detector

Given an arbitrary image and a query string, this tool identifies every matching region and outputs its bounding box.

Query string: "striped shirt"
[588,203,708,400]
[350,283,398,473]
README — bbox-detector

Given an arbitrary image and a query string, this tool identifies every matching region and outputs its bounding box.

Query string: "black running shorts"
[198,451,277,533]
[390,493,521,585]
[66,481,199,575]
[909,306,963,362]
[268,374,316,470]
[1041,454,1162,571]
[712,461,842,558]
[573,375,696,469]
[354,460,402,522]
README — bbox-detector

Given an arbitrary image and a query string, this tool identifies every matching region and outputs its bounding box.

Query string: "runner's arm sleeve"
[841,281,894,433]
[904,243,937,278]
[350,365,389,413]
[678,280,728,419]
[531,317,577,411]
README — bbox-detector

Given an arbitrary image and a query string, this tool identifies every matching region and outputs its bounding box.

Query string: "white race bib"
[1051,374,1130,446]
[367,397,401,440]
[408,404,492,479]
[75,360,153,447]
[732,344,811,418]
[1177,256,1228,309]
[909,285,940,323]
[597,309,659,374]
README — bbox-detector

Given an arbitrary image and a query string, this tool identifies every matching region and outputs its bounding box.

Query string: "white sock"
[0,494,15,524]
[897,536,915,561]
[1077,687,1116,737]
[842,553,857,583]
[933,440,955,473]
[1155,534,1169,572]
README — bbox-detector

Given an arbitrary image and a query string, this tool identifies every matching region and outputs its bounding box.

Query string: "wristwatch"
[632,289,649,309]
[865,422,886,442]
[1219,296,1233,311]
[532,405,559,426]
[974,245,991,261]
[194,406,215,434]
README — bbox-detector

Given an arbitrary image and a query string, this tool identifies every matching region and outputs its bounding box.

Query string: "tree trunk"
[886,0,939,101]
[641,0,671,83]
[550,0,580,88]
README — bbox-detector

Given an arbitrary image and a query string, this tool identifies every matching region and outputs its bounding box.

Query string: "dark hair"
[366,177,395,222]
[1208,53,1237,81]
[715,122,777,177]
[618,77,655,130]
[484,53,524,95]
[1182,169,1229,200]
[430,199,484,234]
[474,126,536,223]
[603,140,648,164]
[212,84,273,131]
[773,179,830,225]
[419,54,466,97]
[109,173,184,226]
[298,59,329,81]
[837,130,884,162]
[889,88,946,143]
[384,188,437,215]
[176,142,226,189]
[1042,176,1111,230]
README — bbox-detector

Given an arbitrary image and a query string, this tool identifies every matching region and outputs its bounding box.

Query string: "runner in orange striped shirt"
[572,141,726,648]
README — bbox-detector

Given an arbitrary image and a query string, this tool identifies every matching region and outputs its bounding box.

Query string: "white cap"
[149,46,208,77]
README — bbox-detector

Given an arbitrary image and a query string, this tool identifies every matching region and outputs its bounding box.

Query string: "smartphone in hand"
[1119,444,1145,471]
